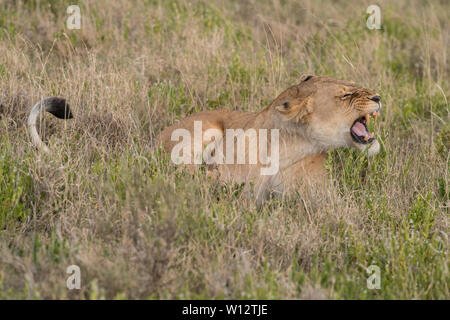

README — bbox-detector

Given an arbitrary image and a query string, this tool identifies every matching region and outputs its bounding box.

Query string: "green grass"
[0,141,34,230]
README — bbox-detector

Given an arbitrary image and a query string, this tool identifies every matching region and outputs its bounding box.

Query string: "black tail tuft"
[44,97,73,119]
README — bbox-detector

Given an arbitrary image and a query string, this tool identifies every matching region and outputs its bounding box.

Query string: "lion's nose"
[369,95,381,103]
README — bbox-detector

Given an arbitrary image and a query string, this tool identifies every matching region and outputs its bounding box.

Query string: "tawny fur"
[156,75,382,202]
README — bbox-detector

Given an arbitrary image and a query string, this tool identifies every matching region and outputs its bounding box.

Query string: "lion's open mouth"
[350,112,378,144]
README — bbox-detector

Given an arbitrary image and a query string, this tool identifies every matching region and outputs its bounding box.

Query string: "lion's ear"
[300,74,314,82]
[275,96,313,123]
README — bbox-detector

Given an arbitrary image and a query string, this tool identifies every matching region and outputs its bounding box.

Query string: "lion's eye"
[342,93,352,98]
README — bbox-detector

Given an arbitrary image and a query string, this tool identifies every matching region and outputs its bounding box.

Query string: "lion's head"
[271,75,382,156]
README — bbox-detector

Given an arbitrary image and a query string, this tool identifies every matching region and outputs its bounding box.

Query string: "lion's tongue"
[351,121,368,137]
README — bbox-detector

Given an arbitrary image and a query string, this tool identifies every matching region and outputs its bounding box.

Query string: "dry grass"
[0,0,448,299]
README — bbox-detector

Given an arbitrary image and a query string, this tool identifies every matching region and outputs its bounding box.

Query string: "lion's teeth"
[372,112,378,121]
[369,133,374,138]
[365,114,370,124]
[364,135,369,141]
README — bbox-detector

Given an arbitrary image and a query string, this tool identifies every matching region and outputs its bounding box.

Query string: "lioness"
[156,75,382,201]
[28,75,382,202]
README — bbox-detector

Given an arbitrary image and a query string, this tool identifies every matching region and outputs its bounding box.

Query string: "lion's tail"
[27,97,73,153]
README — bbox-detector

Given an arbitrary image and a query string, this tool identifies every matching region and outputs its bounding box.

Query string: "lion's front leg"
[279,153,328,194]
